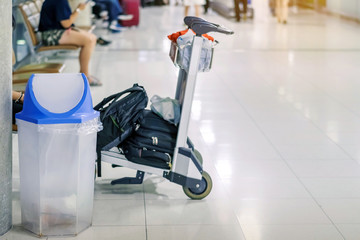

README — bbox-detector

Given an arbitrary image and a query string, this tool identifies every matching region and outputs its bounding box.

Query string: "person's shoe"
[109,23,123,33]
[109,26,122,33]
[115,23,124,28]
[100,11,108,19]
[101,20,109,28]
[118,14,134,21]
[97,37,111,46]
[109,28,121,33]
[89,76,102,87]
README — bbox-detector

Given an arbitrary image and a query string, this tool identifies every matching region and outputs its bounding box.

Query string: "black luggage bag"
[121,109,178,169]
[94,84,148,176]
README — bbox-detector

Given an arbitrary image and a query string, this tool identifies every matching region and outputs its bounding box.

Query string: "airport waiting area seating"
[12,0,97,129]
[12,61,66,131]
[18,0,79,53]
[13,63,65,91]
[13,0,74,93]
[18,0,95,54]
[12,61,66,130]
[14,0,98,90]
[12,0,67,130]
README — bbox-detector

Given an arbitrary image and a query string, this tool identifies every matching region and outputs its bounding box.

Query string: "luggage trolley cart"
[101,17,234,199]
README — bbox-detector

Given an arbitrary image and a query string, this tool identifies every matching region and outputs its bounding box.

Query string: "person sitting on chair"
[39,0,102,86]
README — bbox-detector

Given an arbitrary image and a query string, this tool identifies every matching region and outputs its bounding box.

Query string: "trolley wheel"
[194,149,203,165]
[182,171,212,200]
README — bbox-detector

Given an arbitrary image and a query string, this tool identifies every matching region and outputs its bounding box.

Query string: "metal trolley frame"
[101,17,233,199]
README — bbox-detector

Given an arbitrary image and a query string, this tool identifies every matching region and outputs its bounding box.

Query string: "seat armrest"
[37,45,79,52]
[14,63,65,74]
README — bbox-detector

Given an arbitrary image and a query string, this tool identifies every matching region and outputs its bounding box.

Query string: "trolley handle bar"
[184,16,206,27]
[184,16,234,36]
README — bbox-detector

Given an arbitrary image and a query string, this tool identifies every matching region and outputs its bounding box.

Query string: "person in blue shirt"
[39,0,101,86]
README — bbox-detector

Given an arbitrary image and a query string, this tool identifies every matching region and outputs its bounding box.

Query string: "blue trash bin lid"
[16,73,99,124]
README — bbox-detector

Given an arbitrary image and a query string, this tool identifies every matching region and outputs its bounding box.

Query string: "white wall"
[326,0,360,19]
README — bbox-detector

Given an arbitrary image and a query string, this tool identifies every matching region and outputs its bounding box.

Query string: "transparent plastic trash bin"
[15,73,102,237]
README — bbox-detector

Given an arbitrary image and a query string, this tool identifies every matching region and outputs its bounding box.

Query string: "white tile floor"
[3,1,360,239]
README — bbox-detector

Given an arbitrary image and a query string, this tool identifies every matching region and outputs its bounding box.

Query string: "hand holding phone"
[77,2,87,10]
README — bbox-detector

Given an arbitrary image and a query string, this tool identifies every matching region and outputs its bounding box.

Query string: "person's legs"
[97,0,121,22]
[110,0,123,14]
[184,5,190,16]
[58,29,97,80]
[97,0,131,32]
[275,0,281,23]
[195,4,201,17]
[234,0,241,22]
[203,0,209,14]
[282,0,289,23]
[241,0,247,19]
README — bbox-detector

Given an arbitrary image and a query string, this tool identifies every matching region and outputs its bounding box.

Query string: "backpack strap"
[94,84,145,119]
